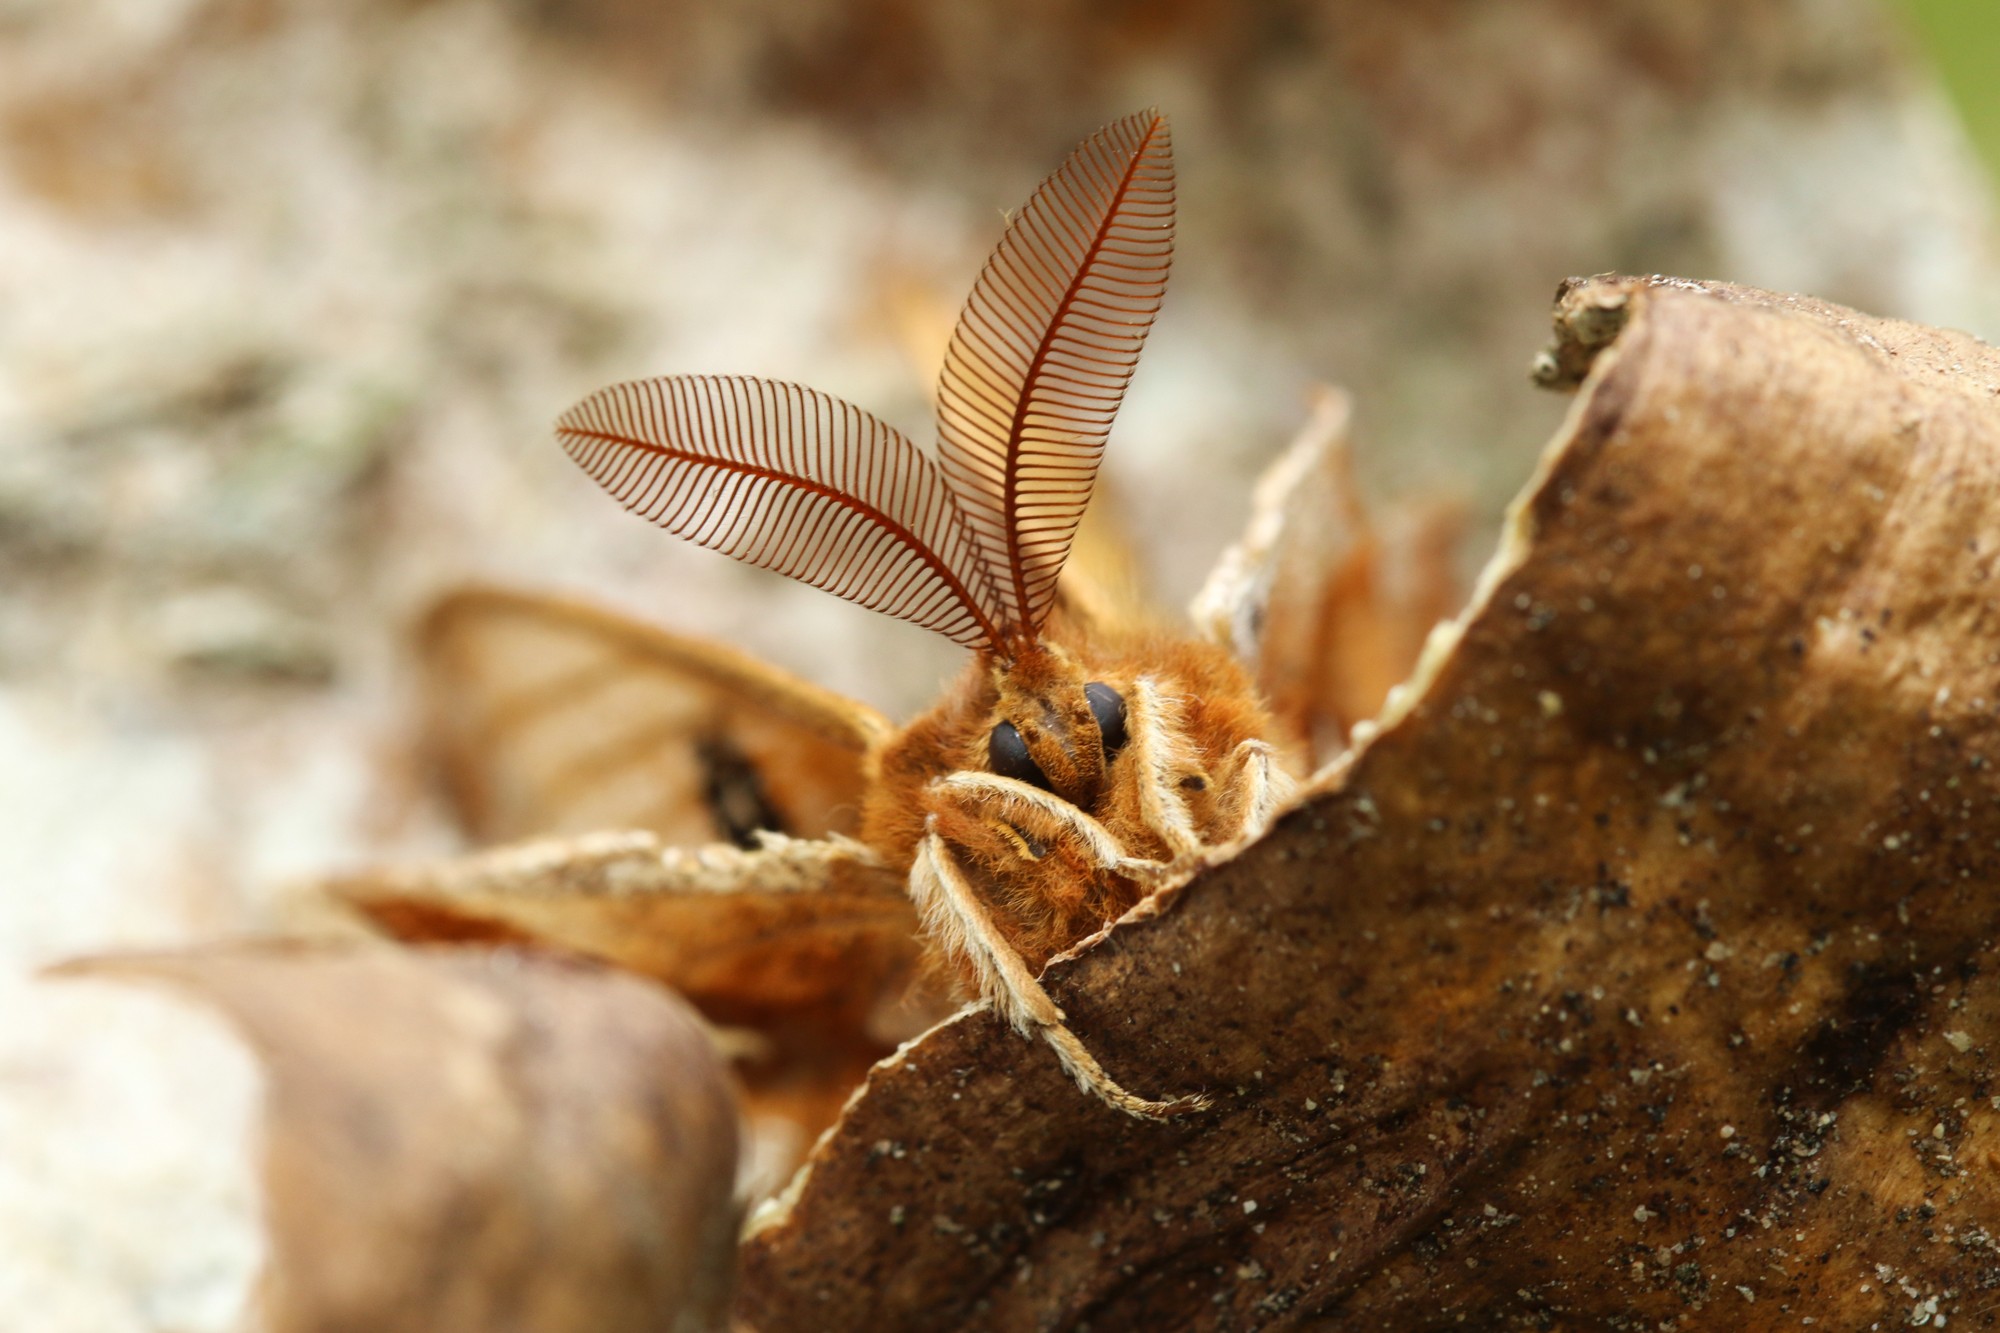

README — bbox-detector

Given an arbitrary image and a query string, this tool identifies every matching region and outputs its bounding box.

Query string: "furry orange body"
[865,627,1281,975]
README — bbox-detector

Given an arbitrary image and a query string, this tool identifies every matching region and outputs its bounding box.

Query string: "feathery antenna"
[558,376,1004,651]
[555,112,1176,660]
[936,109,1175,646]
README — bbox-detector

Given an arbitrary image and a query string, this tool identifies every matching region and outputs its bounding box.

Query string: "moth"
[342,111,1461,1131]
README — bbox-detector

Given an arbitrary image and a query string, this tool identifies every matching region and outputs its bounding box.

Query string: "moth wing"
[420,586,891,847]
[335,830,941,1042]
[1189,388,1465,765]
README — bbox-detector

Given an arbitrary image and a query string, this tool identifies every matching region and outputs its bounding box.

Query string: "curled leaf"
[61,944,741,1333]
[1191,385,1465,765]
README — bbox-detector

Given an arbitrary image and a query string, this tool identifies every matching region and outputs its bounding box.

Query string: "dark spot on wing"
[698,734,789,848]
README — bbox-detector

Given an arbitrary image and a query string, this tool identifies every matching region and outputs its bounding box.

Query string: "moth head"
[554,110,1174,678]
[983,643,1131,809]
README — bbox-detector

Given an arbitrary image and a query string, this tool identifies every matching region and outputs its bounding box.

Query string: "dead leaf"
[1192,386,1466,766]
[61,943,741,1333]
[734,277,2000,1329]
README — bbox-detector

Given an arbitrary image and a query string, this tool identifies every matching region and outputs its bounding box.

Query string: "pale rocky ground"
[1,1,1994,1327]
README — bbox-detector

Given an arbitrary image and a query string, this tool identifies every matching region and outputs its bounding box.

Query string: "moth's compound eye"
[1085,682,1128,760]
[989,720,1052,790]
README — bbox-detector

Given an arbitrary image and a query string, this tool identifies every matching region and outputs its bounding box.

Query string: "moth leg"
[930,771,1163,877]
[936,695,1290,876]
[1227,738,1295,840]
[1126,676,1205,858]
[908,825,1061,1034]
[1038,1020,1210,1122]
[908,829,1205,1120]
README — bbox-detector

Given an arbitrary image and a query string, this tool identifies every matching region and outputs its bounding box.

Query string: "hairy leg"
[906,828,1205,1119]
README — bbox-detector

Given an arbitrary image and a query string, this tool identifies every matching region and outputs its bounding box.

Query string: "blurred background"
[1,2,1996,1327]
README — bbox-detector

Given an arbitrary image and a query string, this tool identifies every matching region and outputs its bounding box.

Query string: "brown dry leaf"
[1193,386,1465,767]
[61,943,741,1333]
[734,277,2000,1329]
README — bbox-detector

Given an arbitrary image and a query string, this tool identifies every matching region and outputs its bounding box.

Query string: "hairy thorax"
[861,623,1292,977]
